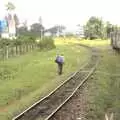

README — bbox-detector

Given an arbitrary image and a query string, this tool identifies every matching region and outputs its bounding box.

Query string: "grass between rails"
[0,39,91,120]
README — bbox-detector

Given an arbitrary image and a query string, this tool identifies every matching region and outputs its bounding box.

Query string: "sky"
[0,0,120,29]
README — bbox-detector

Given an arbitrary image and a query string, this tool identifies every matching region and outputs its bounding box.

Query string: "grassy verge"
[0,38,90,120]
[86,48,120,120]
[78,39,120,119]
[55,37,110,47]
[79,39,110,47]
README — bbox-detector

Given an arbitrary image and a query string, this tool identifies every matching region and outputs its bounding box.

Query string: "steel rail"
[12,45,99,120]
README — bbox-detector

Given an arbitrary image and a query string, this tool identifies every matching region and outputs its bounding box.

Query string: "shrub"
[37,37,56,50]
[0,35,36,48]
[0,38,13,48]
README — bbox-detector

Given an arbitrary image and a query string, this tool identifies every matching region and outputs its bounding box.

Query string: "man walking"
[55,54,64,75]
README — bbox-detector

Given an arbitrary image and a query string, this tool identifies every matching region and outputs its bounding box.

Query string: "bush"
[0,35,36,48]
[0,36,55,51]
[37,37,56,50]
[17,35,36,44]
[0,38,14,48]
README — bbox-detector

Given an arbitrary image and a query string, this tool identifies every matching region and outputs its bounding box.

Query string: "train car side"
[110,32,120,49]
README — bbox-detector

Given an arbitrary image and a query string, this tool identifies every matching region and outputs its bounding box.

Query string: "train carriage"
[110,31,120,49]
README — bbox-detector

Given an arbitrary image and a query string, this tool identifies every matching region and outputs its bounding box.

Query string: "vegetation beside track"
[79,39,120,120]
[0,38,90,120]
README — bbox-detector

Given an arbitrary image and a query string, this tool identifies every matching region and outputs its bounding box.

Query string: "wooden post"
[0,49,3,60]
[6,46,9,59]
[19,45,22,54]
[10,47,14,57]
[26,44,28,52]
[23,45,25,54]
[14,46,16,56]
[16,45,18,55]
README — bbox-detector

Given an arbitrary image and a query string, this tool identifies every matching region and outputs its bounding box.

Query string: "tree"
[45,25,66,36]
[46,26,58,36]
[105,22,120,38]
[105,22,114,38]
[31,23,44,37]
[17,26,27,35]
[17,21,28,36]
[58,25,66,33]
[5,2,16,11]
[84,16,104,39]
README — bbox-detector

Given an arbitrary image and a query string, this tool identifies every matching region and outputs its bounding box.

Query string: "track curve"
[12,45,99,120]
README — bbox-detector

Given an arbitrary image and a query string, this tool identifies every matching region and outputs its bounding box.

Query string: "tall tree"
[46,25,66,36]
[31,23,44,37]
[17,21,28,36]
[45,26,58,36]
[84,16,104,39]
[105,21,113,38]
[5,2,16,11]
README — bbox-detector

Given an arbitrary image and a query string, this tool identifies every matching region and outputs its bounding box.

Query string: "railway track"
[12,45,99,120]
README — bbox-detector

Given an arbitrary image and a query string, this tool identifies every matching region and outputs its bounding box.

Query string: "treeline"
[17,20,65,37]
[84,16,120,39]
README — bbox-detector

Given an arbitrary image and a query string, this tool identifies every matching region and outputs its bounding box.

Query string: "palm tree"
[5,2,16,11]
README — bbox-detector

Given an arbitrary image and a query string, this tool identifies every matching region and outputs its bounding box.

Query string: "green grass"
[55,38,120,119]
[78,39,120,119]
[55,37,110,47]
[88,49,120,120]
[0,40,90,120]
[79,39,110,47]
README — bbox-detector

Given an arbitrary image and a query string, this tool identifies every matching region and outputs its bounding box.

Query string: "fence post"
[6,46,9,59]
[26,44,28,52]
[0,49,3,60]
[23,45,25,54]
[2,47,5,60]
[13,46,16,56]
[19,45,22,54]
[16,45,18,56]
[10,46,14,57]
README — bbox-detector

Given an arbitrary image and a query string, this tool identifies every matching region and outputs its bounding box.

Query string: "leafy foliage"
[37,37,56,50]
[45,25,66,36]
[31,23,44,37]
[84,16,120,39]
[0,36,35,48]
[5,2,16,11]
[84,16,104,39]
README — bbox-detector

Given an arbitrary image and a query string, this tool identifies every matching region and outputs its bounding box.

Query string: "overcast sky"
[0,0,120,29]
